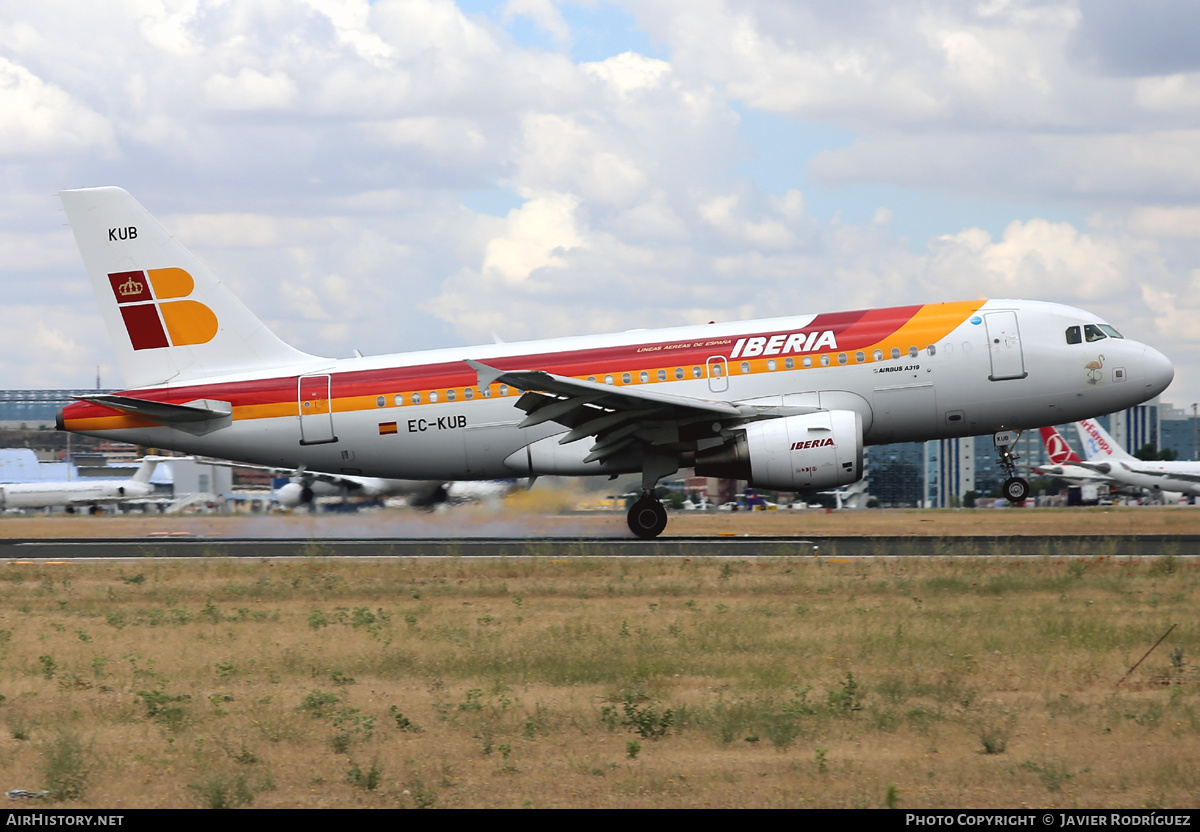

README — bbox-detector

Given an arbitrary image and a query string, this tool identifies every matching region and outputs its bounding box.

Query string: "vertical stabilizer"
[59,187,315,388]
[131,457,162,484]
[1075,419,1137,462]
[1039,426,1083,465]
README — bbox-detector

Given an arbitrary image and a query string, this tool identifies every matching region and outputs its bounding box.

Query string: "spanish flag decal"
[378,421,398,435]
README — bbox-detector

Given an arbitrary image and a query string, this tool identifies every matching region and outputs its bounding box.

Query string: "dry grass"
[0,552,1198,809]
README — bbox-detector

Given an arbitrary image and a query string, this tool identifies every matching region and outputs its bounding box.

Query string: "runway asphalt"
[3,534,1198,559]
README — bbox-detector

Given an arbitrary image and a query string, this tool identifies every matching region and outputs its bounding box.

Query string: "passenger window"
[429,391,439,403]
[740,362,750,374]
[856,351,865,363]
[464,388,474,400]
[909,346,918,358]
[394,394,404,406]
[802,356,812,368]
[1065,326,1082,345]
[640,371,649,383]
[874,350,883,362]
[838,353,847,365]
[499,385,509,396]
[1084,324,1107,343]
[376,396,385,407]
[675,367,684,379]
[622,373,631,384]
[587,376,596,382]
[767,359,776,371]
[657,369,667,381]
[692,366,702,378]
[446,389,456,401]
[926,345,936,356]
[411,392,421,404]
[712,364,724,377]
[820,354,830,367]
[605,375,614,385]
[785,357,794,369]
[483,387,492,398]
[891,348,901,360]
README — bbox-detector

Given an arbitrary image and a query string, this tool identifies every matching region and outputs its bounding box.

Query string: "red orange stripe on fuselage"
[60,301,985,432]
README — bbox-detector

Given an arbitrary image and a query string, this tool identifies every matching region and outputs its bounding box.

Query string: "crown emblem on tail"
[118,274,144,297]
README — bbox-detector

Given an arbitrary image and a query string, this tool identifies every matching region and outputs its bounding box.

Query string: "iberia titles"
[730,330,837,359]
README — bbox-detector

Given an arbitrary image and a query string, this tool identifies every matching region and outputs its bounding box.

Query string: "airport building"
[0,389,118,428]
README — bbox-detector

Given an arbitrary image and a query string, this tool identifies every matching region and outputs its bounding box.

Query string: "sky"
[2,0,1200,410]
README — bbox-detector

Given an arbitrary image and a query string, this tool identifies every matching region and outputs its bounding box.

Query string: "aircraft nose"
[1141,344,1174,397]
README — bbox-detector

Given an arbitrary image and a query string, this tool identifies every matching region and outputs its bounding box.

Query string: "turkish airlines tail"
[1039,426,1083,465]
[1075,418,1137,462]
[59,187,314,389]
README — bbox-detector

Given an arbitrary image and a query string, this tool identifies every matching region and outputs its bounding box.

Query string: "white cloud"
[203,68,299,111]
[0,57,117,158]
[0,0,1197,408]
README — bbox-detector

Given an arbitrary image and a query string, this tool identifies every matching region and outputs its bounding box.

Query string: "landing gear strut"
[994,430,1030,503]
[627,492,667,539]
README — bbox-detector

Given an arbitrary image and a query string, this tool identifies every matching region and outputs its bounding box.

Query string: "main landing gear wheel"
[627,494,668,539]
[1002,477,1030,503]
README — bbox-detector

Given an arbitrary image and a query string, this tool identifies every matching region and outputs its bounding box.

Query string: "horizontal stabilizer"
[74,395,232,423]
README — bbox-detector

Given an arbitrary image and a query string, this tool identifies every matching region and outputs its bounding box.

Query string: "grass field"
[0,548,1198,809]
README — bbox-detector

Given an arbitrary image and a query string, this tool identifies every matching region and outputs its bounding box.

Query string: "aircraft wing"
[467,360,753,465]
[1116,463,1200,484]
[200,458,376,489]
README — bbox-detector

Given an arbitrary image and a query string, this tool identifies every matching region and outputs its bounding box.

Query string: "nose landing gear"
[994,430,1030,503]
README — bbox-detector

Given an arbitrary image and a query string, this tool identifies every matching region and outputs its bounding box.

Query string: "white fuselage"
[0,478,154,509]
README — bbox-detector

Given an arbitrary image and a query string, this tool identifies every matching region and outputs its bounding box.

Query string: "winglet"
[465,359,506,388]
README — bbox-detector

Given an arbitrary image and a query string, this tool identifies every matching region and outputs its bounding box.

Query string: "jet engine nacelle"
[275,482,313,508]
[695,410,863,491]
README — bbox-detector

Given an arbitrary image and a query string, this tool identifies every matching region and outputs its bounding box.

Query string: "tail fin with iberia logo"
[1075,419,1137,462]
[59,187,315,389]
[1039,426,1083,465]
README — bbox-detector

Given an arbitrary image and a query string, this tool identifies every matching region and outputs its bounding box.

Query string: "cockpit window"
[1098,324,1124,339]
[1065,326,1081,345]
[1084,324,1107,343]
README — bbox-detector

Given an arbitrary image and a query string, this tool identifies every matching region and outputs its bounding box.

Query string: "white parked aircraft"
[0,456,163,512]
[1033,425,1116,487]
[55,188,1174,537]
[199,459,448,509]
[1075,419,1199,499]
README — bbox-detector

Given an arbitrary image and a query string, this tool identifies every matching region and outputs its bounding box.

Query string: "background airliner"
[0,456,163,512]
[55,188,1174,537]
[1075,419,1200,499]
[1034,426,1117,488]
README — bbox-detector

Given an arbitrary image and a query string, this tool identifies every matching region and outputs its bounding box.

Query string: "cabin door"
[298,374,338,445]
[984,312,1027,381]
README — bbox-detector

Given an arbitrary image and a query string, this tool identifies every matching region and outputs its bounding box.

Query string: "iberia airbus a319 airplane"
[56,188,1175,537]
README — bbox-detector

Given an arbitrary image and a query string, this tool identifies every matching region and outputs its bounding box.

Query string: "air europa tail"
[1039,426,1083,465]
[59,187,315,389]
[1075,418,1136,462]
